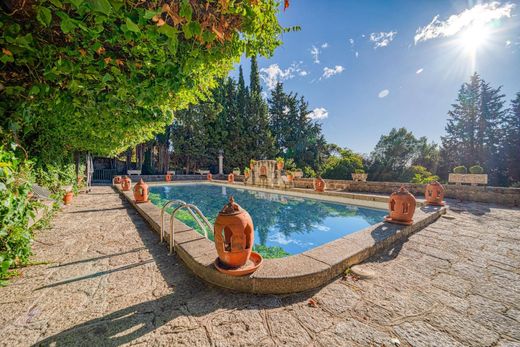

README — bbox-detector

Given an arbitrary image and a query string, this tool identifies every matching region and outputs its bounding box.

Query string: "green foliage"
[233,167,241,174]
[33,160,78,195]
[244,167,251,174]
[408,165,439,184]
[453,166,468,174]
[440,73,508,185]
[1,0,286,163]
[0,145,37,285]
[253,244,289,259]
[321,148,364,180]
[469,165,484,174]
[276,157,284,163]
[303,166,316,178]
[368,127,440,182]
[284,158,297,171]
[354,168,365,174]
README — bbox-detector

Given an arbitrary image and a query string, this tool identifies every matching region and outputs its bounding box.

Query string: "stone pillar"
[218,150,223,175]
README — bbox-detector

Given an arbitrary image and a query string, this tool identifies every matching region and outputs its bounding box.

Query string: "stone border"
[115,182,446,294]
[292,178,520,207]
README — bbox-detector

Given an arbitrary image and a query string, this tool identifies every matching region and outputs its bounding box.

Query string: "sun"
[459,23,490,53]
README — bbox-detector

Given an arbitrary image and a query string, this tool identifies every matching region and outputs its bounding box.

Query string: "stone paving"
[0,186,519,347]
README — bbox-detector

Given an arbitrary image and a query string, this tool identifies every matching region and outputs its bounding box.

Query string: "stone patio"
[0,186,519,346]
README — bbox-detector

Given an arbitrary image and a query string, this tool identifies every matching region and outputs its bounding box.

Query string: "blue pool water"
[148,184,386,258]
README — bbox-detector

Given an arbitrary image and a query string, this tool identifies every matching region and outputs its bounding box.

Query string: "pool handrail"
[162,200,213,254]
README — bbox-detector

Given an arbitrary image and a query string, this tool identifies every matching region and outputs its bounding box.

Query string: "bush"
[453,166,468,174]
[303,166,316,178]
[321,149,364,180]
[409,165,439,184]
[354,169,365,174]
[0,145,37,285]
[469,165,484,174]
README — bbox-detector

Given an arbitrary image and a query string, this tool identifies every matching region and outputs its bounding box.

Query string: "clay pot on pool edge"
[228,173,234,183]
[207,173,212,181]
[314,177,325,192]
[214,197,254,268]
[121,176,132,191]
[63,191,73,205]
[133,178,149,203]
[385,186,416,225]
[165,174,172,182]
[113,176,122,184]
[425,181,445,206]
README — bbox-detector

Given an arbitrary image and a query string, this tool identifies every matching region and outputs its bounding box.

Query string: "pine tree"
[504,93,520,183]
[268,82,288,153]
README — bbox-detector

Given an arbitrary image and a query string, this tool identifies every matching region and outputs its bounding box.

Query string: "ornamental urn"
[121,176,132,191]
[385,186,416,225]
[133,178,149,203]
[425,181,445,206]
[214,197,254,268]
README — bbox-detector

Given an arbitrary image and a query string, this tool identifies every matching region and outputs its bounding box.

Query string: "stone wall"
[293,178,520,207]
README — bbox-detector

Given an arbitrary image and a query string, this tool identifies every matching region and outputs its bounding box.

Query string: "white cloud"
[321,65,345,79]
[349,38,355,46]
[369,31,397,48]
[378,89,390,98]
[355,51,359,58]
[310,45,320,64]
[307,107,328,120]
[506,40,512,46]
[283,106,290,115]
[321,42,329,48]
[416,68,424,74]
[414,2,514,44]
[259,62,307,90]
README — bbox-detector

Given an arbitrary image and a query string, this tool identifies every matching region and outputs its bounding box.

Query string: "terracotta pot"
[63,191,73,205]
[113,176,122,184]
[133,178,149,203]
[277,161,284,170]
[287,174,293,182]
[425,181,445,206]
[244,171,250,179]
[314,177,325,192]
[250,163,255,170]
[214,197,254,268]
[385,186,416,225]
[207,173,212,181]
[228,173,234,183]
[121,176,132,191]
[165,174,172,182]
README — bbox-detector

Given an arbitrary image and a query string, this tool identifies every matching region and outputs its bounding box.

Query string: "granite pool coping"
[115,182,446,294]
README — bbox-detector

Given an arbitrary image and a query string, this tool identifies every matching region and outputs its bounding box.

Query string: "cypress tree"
[504,93,520,183]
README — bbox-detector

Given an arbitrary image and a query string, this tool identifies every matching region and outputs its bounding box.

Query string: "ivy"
[0,0,286,163]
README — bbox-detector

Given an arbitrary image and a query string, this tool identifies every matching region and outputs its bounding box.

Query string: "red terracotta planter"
[113,176,122,184]
[165,174,172,182]
[425,181,445,206]
[385,186,416,225]
[276,161,284,170]
[207,173,212,181]
[314,177,325,192]
[121,176,132,191]
[214,197,254,269]
[227,173,234,183]
[63,191,73,205]
[287,174,293,182]
[133,178,149,203]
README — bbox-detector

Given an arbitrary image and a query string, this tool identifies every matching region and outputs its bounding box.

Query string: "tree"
[321,148,364,180]
[504,93,520,183]
[368,128,422,181]
[440,73,507,184]
[0,0,286,163]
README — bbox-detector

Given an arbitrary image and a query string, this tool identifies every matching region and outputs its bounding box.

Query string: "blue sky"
[231,0,520,154]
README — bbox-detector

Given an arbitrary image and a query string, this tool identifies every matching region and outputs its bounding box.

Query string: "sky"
[230,0,520,154]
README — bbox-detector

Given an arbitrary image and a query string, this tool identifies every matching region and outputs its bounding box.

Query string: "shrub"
[276,157,284,164]
[233,168,241,174]
[409,165,439,184]
[321,149,364,180]
[0,145,37,285]
[284,158,297,171]
[354,169,365,174]
[453,166,468,174]
[469,165,484,174]
[303,166,316,178]
[244,167,251,174]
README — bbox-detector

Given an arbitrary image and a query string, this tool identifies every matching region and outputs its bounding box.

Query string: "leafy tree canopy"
[0,0,286,162]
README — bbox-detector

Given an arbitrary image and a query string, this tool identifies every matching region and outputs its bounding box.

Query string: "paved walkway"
[0,186,519,346]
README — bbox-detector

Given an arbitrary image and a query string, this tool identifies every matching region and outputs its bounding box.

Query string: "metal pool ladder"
[161,200,213,254]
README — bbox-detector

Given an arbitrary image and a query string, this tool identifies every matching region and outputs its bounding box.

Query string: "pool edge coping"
[115,182,446,294]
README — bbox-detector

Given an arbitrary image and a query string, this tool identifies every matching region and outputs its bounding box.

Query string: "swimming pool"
[148,184,387,258]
